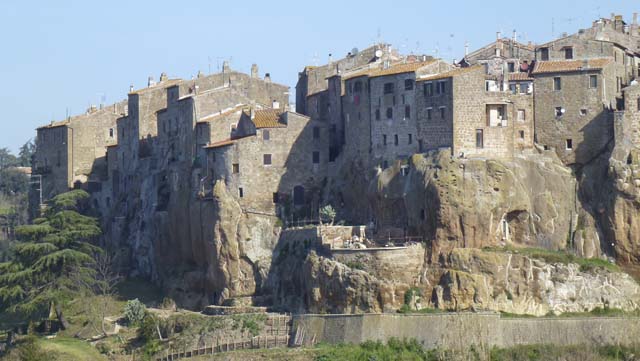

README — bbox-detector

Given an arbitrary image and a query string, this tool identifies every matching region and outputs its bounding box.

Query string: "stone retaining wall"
[292,313,640,349]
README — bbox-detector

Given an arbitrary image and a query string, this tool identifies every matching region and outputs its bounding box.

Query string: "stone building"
[532,14,640,165]
[32,101,127,204]
[415,65,535,158]
[532,58,616,165]
[460,34,536,76]
[613,82,640,160]
[205,109,328,217]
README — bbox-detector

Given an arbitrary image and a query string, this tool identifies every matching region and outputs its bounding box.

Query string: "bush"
[123,299,146,326]
[15,337,55,361]
[319,205,336,225]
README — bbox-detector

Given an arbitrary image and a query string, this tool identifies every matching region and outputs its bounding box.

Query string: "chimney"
[148,76,155,87]
[328,53,333,64]
[159,72,168,82]
[222,60,230,73]
[632,13,638,34]
[129,84,134,93]
[497,31,502,40]
[113,103,118,114]
[264,73,271,83]
[272,99,280,109]
[197,70,204,78]
[250,107,255,120]
[512,29,517,43]
[634,13,638,25]
[464,41,469,56]
[251,64,259,78]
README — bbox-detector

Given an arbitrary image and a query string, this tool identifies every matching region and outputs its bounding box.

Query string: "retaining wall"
[292,313,640,349]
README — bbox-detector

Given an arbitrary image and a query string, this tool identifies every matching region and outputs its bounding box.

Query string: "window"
[426,108,432,120]
[436,81,446,94]
[404,79,414,90]
[394,134,399,146]
[408,134,413,144]
[540,47,549,61]
[313,126,320,139]
[312,151,320,164]
[401,94,405,105]
[519,130,525,139]
[392,96,396,106]
[263,154,272,165]
[383,82,394,94]
[476,129,484,149]
[383,135,387,145]
[232,163,239,173]
[263,129,270,140]
[507,62,515,73]
[109,128,114,138]
[566,139,573,150]
[440,107,446,119]
[638,97,640,111]
[589,75,598,88]
[238,187,244,198]
[405,105,411,119]
[354,81,363,93]
[517,109,525,122]
[520,82,530,94]
[375,109,381,120]
[272,193,279,203]
[509,84,517,94]
[418,140,423,152]
[386,108,393,119]
[383,160,389,169]
[424,82,433,97]
[555,107,564,118]
[564,47,573,59]
[420,209,426,220]
[554,77,562,91]
[580,108,588,116]
[293,186,305,205]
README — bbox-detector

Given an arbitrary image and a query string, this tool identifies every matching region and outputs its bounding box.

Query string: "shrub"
[319,205,336,225]
[123,299,146,326]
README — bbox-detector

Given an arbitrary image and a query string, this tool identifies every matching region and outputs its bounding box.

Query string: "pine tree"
[0,190,101,328]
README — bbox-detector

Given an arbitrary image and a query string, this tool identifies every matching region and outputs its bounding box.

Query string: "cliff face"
[371,149,602,259]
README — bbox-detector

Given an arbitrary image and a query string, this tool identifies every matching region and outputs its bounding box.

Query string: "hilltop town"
[28,13,640,318]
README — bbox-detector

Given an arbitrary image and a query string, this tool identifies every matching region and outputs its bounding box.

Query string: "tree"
[0,147,18,170]
[0,190,101,328]
[320,205,337,225]
[18,140,36,168]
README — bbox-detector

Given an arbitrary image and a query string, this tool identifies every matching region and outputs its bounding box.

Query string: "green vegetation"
[499,306,640,318]
[231,313,268,337]
[319,205,336,225]
[314,339,432,361]
[123,299,147,325]
[345,260,365,270]
[483,245,620,272]
[489,344,640,361]
[397,305,443,314]
[0,190,102,328]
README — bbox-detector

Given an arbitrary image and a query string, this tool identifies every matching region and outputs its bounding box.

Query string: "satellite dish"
[375,49,383,58]
[352,47,359,56]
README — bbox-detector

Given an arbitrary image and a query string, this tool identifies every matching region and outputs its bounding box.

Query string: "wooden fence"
[155,334,290,361]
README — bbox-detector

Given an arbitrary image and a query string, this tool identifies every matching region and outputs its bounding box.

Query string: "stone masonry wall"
[293,313,640,350]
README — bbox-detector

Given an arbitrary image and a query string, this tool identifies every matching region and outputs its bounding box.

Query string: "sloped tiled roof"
[197,105,245,124]
[368,60,436,78]
[532,58,612,74]
[509,72,534,81]
[248,109,285,129]
[203,139,235,149]
[417,65,483,82]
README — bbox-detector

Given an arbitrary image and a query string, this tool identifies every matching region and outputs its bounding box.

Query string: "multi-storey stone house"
[33,101,127,206]
[534,14,640,165]
[205,108,328,217]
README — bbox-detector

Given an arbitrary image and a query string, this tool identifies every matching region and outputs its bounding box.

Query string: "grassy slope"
[38,337,107,361]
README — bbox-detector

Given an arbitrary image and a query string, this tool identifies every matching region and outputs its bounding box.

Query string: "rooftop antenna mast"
[312,52,319,66]
[208,56,212,74]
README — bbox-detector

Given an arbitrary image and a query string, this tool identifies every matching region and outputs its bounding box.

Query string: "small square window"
[440,107,446,119]
[566,139,573,150]
[405,105,411,119]
[109,128,114,138]
[375,109,381,120]
[262,129,270,140]
[476,129,484,149]
[589,75,598,89]
[273,192,279,203]
[424,82,433,97]
[263,154,272,165]
[519,130,525,139]
[313,126,320,139]
[394,134,399,146]
[384,82,394,94]
[312,151,320,164]
[517,109,525,121]
[386,108,393,119]
[238,187,244,198]
[404,79,414,90]
[232,163,239,173]
[427,108,432,120]
[564,47,573,60]
[408,134,413,145]
[383,135,387,145]
[555,107,564,117]
[580,108,588,116]
[507,62,515,72]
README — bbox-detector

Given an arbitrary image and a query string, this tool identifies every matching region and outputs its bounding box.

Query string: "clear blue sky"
[1,0,638,153]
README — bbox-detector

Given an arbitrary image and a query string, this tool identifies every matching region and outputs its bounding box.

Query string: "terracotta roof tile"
[417,65,483,82]
[532,58,612,74]
[509,72,534,81]
[197,105,245,123]
[368,60,436,78]
[204,139,235,149]
[249,109,285,129]
[129,79,182,95]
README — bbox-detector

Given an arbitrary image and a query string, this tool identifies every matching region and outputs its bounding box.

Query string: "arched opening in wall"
[293,186,305,206]
[504,210,530,244]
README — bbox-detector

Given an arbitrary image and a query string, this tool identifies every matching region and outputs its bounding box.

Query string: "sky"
[0,0,638,153]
